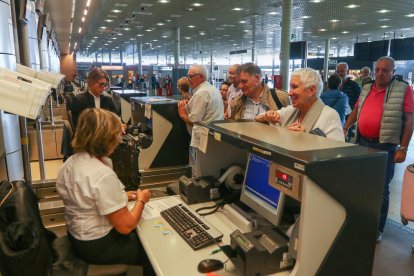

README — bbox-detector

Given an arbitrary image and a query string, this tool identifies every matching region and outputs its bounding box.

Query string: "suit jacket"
[71,91,119,130]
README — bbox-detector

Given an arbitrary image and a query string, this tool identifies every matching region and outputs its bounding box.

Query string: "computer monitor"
[240,153,285,226]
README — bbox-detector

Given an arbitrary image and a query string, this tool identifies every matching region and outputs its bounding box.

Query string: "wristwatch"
[399,146,408,153]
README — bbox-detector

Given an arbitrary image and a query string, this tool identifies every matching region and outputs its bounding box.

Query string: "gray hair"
[190,64,208,80]
[291,68,323,97]
[361,66,370,73]
[376,56,396,70]
[336,62,349,70]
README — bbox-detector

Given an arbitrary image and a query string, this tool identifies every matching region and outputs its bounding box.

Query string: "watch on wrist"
[399,146,408,153]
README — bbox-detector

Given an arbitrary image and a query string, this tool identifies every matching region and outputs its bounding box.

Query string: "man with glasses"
[178,64,223,176]
[344,56,414,242]
[71,67,119,130]
[230,62,289,120]
[225,64,242,118]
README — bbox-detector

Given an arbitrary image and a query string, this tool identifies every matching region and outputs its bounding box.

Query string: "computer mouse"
[197,259,224,273]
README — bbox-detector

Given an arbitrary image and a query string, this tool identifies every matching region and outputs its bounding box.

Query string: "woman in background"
[56,108,154,274]
[177,76,192,100]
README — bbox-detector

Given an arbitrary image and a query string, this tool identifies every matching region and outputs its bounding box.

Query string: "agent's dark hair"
[327,74,342,90]
[87,67,109,87]
[221,81,232,87]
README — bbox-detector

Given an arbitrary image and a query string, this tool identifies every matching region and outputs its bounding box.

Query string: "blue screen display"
[244,154,281,209]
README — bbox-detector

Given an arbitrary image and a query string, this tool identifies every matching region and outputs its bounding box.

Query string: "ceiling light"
[192,3,204,7]
[185,7,194,11]
[162,35,167,38]
[153,39,158,42]
[319,28,327,31]
[206,18,216,21]
[163,19,172,22]
[78,27,82,33]
[188,25,195,28]
[401,28,411,31]
[145,29,153,32]
[346,4,359,8]
[232,8,243,11]
[84,10,88,16]
[82,17,85,22]
[330,19,340,22]
[342,31,349,34]
[105,19,113,22]
[157,23,164,26]
[100,26,107,29]
[332,37,337,40]
[355,22,367,25]
[112,9,122,13]
[136,34,143,36]
[222,34,230,37]
[239,20,246,23]
[117,33,123,35]
[309,0,324,3]
[199,32,206,35]
[124,28,130,31]
[93,36,98,38]
[380,25,389,28]
[268,12,278,15]
[377,9,390,13]
[184,36,191,40]
[405,14,414,17]
[130,38,135,41]
[294,26,303,29]
[158,0,170,3]
[303,16,311,19]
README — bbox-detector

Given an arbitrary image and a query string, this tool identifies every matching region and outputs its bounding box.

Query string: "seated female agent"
[255,68,344,141]
[56,108,155,274]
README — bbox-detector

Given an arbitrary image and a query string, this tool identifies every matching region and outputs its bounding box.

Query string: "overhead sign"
[229,49,248,55]
[101,65,123,70]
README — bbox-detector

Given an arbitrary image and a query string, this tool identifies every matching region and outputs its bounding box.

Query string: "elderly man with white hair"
[255,68,344,141]
[178,64,224,175]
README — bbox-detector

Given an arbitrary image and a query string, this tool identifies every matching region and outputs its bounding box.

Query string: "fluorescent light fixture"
[105,19,113,22]
[158,0,170,3]
[346,4,359,8]
[78,27,82,33]
[405,14,414,17]
[82,17,85,22]
[192,3,203,7]
[239,20,246,23]
[380,25,389,28]
[378,18,390,21]
[188,25,195,28]
[303,16,311,19]
[136,34,143,36]
[332,37,337,40]
[84,10,88,16]
[268,12,278,15]
[232,7,243,11]
[157,23,164,26]
[377,9,390,13]
[342,31,349,34]
[309,0,324,3]
[112,9,122,13]
[319,28,327,31]
[330,19,340,22]
[87,0,91,7]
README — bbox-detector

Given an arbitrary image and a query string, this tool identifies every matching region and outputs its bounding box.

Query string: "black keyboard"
[160,203,223,250]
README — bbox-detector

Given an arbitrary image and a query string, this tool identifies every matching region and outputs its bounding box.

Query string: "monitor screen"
[369,40,389,61]
[240,153,285,226]
[290,41,307,60]
[354,42,370,61]
[390,38,414,60]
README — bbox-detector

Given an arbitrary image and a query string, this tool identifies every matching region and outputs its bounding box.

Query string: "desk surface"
[137,196,241,276]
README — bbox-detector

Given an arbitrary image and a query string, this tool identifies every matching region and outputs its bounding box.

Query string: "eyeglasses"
[97,81,108,88]
[187,73,201,79]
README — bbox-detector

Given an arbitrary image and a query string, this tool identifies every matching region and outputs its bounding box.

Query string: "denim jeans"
[359,136,397,233]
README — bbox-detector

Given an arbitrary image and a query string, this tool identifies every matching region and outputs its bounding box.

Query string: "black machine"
[179,175,223,205]
[110,134,140,191]
[226,228,294,275]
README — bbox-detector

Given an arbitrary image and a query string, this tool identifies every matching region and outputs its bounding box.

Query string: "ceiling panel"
[44,0,414,59]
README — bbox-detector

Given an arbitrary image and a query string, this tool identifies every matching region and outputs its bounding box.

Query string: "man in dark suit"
[71,68,119,130]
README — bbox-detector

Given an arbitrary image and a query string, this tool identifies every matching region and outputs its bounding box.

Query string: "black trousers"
[68,228,155,275]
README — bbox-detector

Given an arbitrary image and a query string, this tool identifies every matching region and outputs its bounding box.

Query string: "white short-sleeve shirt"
[56,152,128,240]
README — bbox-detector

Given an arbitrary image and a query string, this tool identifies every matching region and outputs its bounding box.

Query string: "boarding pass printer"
[198,120,387,275]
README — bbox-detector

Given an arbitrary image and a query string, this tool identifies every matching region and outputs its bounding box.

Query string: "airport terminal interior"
[1,0,414,275]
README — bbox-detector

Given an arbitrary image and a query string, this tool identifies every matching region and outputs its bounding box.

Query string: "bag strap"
[270,88,283,110]
[0,182,15,207]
